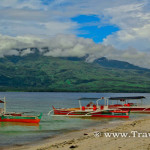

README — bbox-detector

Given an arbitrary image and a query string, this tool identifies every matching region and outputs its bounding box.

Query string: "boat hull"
[53,108,129,118]
[53,109,89,115]
[0,114,42,123]
[91,111,129,118]
[119,107,150,113]
[109,106,150,113]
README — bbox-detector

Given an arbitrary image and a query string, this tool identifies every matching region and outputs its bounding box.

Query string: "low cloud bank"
[0,34,150,69]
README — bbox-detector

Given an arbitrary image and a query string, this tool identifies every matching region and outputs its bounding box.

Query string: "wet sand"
[2,116,150,150]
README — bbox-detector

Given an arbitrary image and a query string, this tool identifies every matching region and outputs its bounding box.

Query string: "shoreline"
[0,118,124,150]
[2,115,150,150]
[1,91,150,93]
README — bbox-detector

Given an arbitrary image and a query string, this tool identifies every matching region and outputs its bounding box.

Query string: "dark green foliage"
[93,57,148,70]
[0,55,150,92]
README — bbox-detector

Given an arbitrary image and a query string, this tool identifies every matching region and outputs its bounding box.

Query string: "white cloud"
[0,0,150,52]
[103,1,150,51]
[43,21,78,35]
[1,34,150,69]
[0,0,150,68]
[0,0,43,10]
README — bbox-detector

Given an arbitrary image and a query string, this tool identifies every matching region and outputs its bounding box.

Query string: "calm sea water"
[0,92,150,147]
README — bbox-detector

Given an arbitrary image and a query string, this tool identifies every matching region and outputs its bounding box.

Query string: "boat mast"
[141,98,143,106]
[79,100,82,110]
[4,96,6,114]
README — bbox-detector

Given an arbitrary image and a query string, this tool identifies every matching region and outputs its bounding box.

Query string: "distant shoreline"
[0,90,149,93]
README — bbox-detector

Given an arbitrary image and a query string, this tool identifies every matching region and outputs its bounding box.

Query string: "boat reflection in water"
[0,121,40,127]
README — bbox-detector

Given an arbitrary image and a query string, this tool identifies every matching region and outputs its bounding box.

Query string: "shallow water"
[0,92,150,146]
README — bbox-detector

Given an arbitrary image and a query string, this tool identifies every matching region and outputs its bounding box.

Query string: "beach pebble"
[69,145,78,149]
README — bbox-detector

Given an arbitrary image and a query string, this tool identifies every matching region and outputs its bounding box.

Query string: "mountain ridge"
[4,47,148,70]
[0,51,150,92]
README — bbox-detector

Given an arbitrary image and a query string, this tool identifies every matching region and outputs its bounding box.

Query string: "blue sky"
[0,0,149,49]
[72,15,119,43]
[0,0,150,68]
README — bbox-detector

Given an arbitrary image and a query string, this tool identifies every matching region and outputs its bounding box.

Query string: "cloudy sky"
[0,0,150,68]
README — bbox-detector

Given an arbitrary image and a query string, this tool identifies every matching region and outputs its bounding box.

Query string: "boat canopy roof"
[109,96,145,100]
[0,100,4,103]
[78,97,100,100]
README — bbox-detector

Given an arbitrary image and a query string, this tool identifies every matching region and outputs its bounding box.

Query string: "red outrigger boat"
[49,97,130,118]
[108,96,150,113]
[0,97,42,123]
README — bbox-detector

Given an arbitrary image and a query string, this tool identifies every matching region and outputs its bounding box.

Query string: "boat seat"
[86,104,90,107]
[100,105,104,110]
[93,105,97,111]
[128,103,134,106]
[82,106,85,111]
[124,104,130,106]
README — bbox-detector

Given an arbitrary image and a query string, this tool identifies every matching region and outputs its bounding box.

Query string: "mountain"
[60,56,148,71]
[93,57,148,70]
[0,51,150,92]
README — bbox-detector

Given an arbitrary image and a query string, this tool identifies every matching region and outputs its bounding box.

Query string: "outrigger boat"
[108,96,150,113]
[0,97,42,123]
[49,97,130,118]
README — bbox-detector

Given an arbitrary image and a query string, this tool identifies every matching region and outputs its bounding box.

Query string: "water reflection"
[0,122,40,128]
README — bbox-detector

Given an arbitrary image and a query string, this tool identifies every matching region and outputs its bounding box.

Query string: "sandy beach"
[3,116,150,150]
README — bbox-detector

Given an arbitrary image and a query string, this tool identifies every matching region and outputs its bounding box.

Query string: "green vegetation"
[0,54,150,92]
